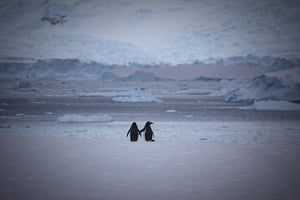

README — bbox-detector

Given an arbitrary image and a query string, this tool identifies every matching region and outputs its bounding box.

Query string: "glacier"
[1,0,300,64]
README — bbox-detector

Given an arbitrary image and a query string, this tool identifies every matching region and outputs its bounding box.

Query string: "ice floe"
[112,88,160,102]
[166,110,177,113]
[57,114,112,123]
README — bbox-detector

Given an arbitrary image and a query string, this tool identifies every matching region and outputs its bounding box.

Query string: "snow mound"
[240,100,300,111]
[112,88,160,102]
[225,69,300,102]
[57,114,112,123]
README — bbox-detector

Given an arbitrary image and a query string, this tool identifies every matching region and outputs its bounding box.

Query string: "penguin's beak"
[150,122,154,124]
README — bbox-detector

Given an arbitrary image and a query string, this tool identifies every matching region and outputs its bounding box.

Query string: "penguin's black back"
[128,122,139,141]
[143,122,154,141]
[130,126,139,141]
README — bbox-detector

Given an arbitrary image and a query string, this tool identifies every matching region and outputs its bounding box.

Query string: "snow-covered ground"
[0,135,299,200]
[0,97,299,200]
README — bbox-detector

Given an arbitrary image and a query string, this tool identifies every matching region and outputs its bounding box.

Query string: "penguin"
[139,121,155,142]
[126,122,141,142]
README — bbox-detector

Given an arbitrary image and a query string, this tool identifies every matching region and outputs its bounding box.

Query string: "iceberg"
[225,68,300,102]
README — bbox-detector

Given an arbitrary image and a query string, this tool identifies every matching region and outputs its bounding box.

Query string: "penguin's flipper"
[139,127,145,133]
[126,128,131,137]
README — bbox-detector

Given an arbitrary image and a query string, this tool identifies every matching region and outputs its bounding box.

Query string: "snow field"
[0,135,299,200]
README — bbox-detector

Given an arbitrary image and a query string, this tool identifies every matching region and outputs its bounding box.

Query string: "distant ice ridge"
[0,58,165,80]
[112,88,160,102]
[240,100,300,111]
[0,56,298,81]
[224,68,300,102]
[220,54,300,73]
[0,58,109,80]
[57,114,112,123]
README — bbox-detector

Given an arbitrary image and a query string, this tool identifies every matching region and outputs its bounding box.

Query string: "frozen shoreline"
[0,135,299,200]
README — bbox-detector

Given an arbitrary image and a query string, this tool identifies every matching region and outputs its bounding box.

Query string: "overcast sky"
[1,0,300,64]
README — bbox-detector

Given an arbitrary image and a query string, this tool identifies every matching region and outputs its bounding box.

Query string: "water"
[1,96,300,144]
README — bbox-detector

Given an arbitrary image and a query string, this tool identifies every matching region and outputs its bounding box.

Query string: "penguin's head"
[131,122,137,128]
[146,121,154,126]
